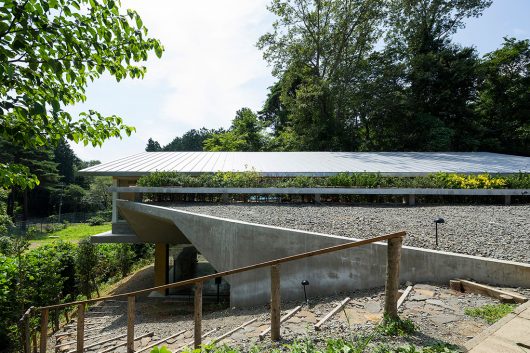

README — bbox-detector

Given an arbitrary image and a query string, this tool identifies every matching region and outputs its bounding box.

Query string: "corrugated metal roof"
[78,152,530,177]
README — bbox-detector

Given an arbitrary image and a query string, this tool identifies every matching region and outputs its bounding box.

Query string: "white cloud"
[71,0,275,162]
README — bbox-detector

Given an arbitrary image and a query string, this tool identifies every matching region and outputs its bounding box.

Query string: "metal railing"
[21,231,406,353]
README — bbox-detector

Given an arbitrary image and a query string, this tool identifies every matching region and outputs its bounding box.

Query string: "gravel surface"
[168,203,530,263]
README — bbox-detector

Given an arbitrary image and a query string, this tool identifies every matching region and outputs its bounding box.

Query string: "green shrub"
[117,244,135,277]
[377,315,416,336]
[465,303,516,324]
[87,216,105,226]
[136,171,528,190]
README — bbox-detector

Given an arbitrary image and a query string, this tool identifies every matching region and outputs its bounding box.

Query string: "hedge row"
[137,171,530,189]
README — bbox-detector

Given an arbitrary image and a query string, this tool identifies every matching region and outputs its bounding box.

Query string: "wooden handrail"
[37,231,405,311]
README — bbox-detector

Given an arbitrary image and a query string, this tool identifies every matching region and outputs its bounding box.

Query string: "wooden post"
[76,304,84,353]
[24,315,31,353]
[194,282,203,349]
[32,332,37,353]
[270,265,281,341]
[127,295,135,353]
[39,309,48,353]
[384,237,403,321]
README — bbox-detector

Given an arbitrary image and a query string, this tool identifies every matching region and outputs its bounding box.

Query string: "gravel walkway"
[169,203,530,263]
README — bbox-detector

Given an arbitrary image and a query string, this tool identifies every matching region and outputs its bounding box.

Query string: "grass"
[464,303,516,324]
[29,222,111,247]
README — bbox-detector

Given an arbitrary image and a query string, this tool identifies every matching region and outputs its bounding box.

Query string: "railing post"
[127,295,135,353]
[384,236,403,320]
[194,282,203,349]
[23,316,30,353]
[270,265,281,341]
[76,304,84,353]
[39,309,48,353]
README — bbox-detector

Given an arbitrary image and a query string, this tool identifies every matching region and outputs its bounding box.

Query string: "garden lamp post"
[301,280,309,305]
[434,217,445,247]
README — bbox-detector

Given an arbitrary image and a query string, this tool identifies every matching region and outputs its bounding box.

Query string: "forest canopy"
[148,0,529,157]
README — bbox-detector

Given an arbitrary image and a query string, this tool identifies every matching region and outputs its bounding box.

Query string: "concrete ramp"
[115,200,530,307]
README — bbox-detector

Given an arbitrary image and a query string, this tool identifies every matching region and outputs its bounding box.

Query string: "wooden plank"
[96,332,153,353]
[449,280,463,292]
[270,265,281,341]
[314,298,351,331]
[260,305,302,340]
[384,237,403,320]
[194,283,203,349]
[127,296,135,353]
[397,286,413,309]
[210,318,257,345]
[76,304,84,353]
[135,330,186,353]
[66,333,127,353]
[40,309,48,353]
[458,279,528,304]
[175,329,216,353]
[37,232,406,311]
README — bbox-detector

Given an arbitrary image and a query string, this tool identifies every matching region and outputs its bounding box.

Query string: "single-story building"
[78,151,530,306]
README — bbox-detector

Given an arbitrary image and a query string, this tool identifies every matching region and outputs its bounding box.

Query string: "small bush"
[465,303,516,324]
[87,216,105,226]
[377,315,416,336]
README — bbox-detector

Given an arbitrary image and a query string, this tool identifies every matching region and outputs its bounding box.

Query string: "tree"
[382,0,491,151]
[54,140,81,185]
[163,128,217,151]
[82,176,112,211]
[0,0,163,189]
[476,38,530,156]
[257,0,385,150]
[145,138,162,152]
[203,108,267,151]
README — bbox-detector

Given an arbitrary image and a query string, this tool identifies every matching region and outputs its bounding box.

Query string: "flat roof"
[78,151,530,177]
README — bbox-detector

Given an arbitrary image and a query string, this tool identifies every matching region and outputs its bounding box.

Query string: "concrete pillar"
[408,194,416,206]
[154,243,169,295]
[504,195,511,205]
[222,193,229,203]
[314,194,321,204]
[111,178,118,223]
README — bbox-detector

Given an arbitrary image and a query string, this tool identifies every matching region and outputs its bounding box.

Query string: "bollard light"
[434,217,445,247]
[301,280,309,305]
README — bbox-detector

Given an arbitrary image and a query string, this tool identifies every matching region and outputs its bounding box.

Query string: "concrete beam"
[117,200,530,308]
[109,187,530,196]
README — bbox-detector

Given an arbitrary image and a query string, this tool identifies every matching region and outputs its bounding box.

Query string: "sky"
[70,0,530,163]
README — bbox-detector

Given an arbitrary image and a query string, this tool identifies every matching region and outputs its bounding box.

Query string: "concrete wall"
[116,200,530,308]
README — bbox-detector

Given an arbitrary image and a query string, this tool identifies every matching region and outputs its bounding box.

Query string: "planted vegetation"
[137,171,530,189]
[149,338,460,353]
[464,304,516,324]
[0,236,153,347]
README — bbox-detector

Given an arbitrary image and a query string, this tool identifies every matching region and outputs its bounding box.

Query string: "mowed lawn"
[29,223,111,248]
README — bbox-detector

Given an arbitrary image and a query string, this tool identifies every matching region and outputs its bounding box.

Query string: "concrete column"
[408,194,416,206]
[314,194,321,203]
[111,178,118,223]
[154,243,169,295]
[504,195,511,205]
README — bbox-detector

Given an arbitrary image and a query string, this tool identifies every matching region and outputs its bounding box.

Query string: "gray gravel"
[169,203,530,263]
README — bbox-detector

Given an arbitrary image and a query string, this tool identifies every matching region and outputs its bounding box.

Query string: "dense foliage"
[0,237,153,347]
[0,0,163,189]
[137,171,528,189]
[149,0,529,157]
